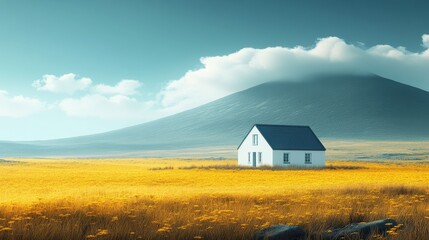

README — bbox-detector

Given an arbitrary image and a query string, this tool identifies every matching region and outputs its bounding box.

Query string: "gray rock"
[322,218,398,240]
[254,224,306,240]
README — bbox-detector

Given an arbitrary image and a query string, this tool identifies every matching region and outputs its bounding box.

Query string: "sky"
[1,0,429,141]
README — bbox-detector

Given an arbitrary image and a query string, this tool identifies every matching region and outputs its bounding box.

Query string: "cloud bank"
[158,35,429,114]
[0,91,46,117]
[4,35,429,121]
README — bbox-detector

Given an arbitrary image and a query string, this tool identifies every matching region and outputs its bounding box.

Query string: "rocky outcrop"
[254,219,398,240]
[322,218,398,240]
[253,225,306,240]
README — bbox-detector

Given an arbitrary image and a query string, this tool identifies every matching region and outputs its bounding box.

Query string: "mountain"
[1,74,429,157]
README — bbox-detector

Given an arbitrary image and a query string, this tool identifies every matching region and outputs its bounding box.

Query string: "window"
[258,152,262,163]
[283,153,290,164]
[248,152,251,163]
[305,153,312,164]
[252,134,258,145]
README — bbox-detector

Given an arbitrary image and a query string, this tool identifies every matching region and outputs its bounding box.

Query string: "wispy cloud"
[33,73,92,94]
[0,90,46,117]
[94,80,142,96]
[58,94,154,120]
[422,34,429,49]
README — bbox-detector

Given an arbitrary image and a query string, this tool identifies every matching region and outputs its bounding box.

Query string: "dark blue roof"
[244,124,325,151]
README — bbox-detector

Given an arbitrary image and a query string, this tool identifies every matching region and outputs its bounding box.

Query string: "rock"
[322,218,398,240]
[253,224,306,240]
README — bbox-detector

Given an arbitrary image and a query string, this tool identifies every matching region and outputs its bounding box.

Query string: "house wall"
[237,126,273,166]
[273,150,325,167]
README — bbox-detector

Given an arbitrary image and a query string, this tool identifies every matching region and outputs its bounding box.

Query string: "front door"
[252,152,257,167]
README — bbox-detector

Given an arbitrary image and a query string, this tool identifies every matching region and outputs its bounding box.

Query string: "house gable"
[237,126,268,150]
[237,126,274,166]
[237,126,273,150]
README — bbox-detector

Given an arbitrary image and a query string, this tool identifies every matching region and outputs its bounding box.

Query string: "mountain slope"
[1,74,429,157]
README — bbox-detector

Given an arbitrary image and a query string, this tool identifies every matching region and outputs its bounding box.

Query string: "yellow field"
[1,158,429,239]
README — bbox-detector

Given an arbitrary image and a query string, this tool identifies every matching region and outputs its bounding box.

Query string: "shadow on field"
[0,159,22,164]
[149,165,367,171]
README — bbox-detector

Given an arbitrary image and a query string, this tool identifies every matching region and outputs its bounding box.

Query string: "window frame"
[258,152,262,163]
[252,134,258,146]
[283,153,290,164]
[305,153,312,164]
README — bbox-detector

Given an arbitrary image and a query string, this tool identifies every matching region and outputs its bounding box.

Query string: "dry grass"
[0,158,428,239]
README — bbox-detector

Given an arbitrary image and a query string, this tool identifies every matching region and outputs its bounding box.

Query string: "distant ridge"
[1,74,429,157]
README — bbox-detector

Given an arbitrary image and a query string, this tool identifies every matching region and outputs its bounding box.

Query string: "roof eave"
[272,148,326,151]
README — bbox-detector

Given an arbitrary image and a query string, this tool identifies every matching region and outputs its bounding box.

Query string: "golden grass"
[0,158,429,239]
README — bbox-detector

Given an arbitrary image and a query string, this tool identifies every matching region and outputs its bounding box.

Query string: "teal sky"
[1,0,429,141]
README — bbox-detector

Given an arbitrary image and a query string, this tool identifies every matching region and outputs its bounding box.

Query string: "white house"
[237,124,326,167]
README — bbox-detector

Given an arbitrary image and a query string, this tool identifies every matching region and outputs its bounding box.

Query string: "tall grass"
[0,186,427,239]
[0,159,428,239]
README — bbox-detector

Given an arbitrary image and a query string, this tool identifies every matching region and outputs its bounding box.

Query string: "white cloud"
[0,90,46,117]
[156,34,429,115]
[53,34,429,121]
[94,80,142,96]
[33,73,92,94]
[422,34,429,48]
[58,94,154,120]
